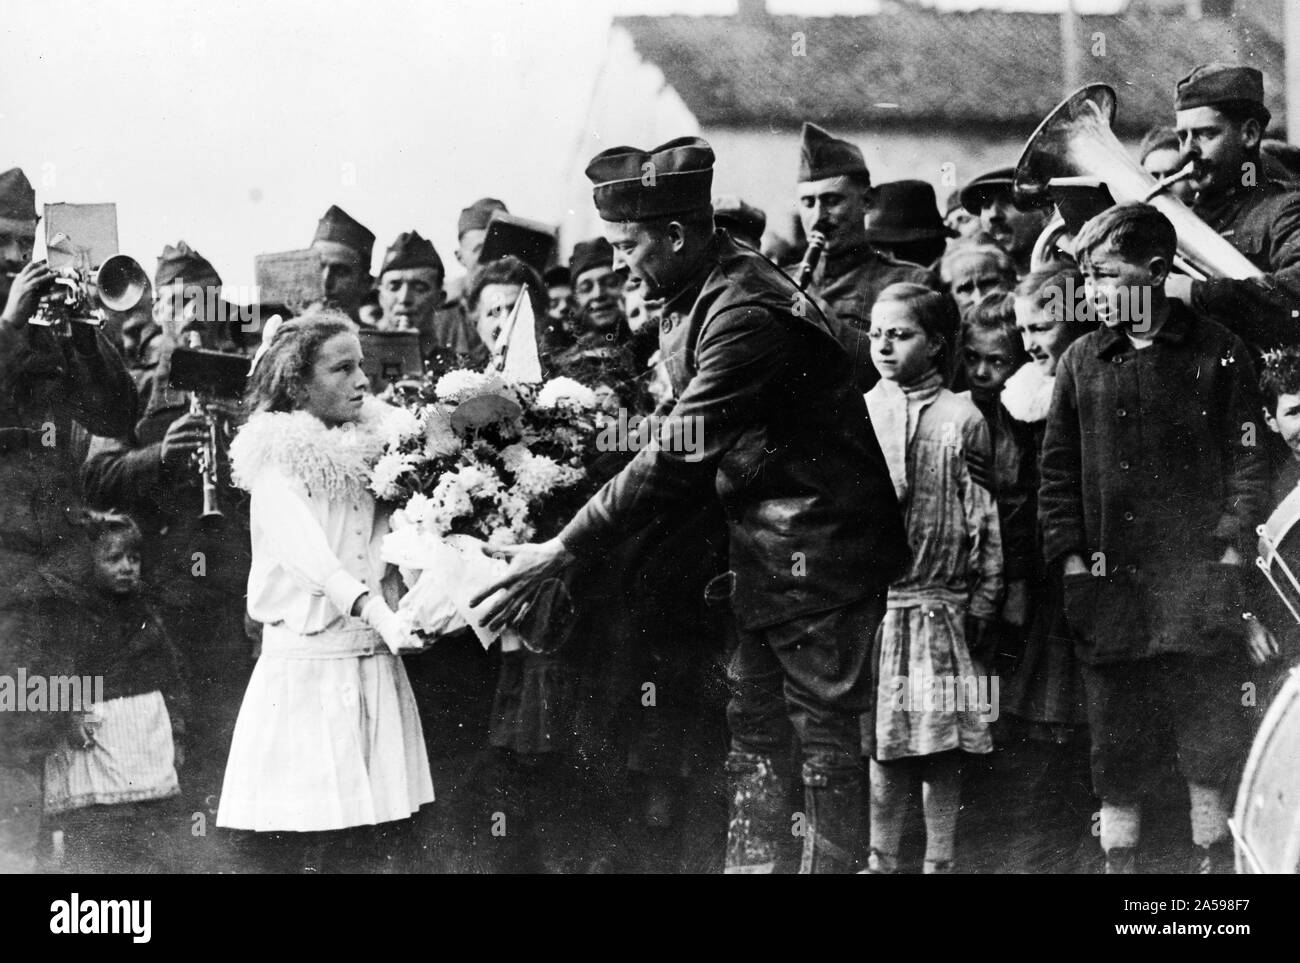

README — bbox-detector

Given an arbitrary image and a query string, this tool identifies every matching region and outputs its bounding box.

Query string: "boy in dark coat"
[1039,203,1269,874]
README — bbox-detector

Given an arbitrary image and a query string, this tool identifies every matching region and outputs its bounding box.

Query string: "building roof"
[614,6,1285,136]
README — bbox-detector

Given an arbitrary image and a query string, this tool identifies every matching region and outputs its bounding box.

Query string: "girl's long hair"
[245,312,356,414]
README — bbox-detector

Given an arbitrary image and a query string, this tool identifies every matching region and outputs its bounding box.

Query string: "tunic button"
[1114,356,1124,364]
[1119,460,1130,470]
[1117,408,1127,417]
[1126,564,1137,574]
[1123,511,1134,521]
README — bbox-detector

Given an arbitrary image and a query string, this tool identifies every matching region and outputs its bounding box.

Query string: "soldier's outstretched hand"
[471,537,576,633]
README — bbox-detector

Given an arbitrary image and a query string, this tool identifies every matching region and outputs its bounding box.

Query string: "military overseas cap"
[1176,63,1271,125]
[155,240,221,290]
[457,197,508,238]
[569,237,615,284]
[959,167,1017,215]
[313,205,376,264]
[0,168,38,231]
[586,137,715,222]
[380,230,444,278]
[798,122,870,185]
[866,180,955,243]
[713,195,766,243]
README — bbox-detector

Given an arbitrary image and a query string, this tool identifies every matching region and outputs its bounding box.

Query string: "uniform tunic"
[1189,180,1300,350]
[799,241,937,393]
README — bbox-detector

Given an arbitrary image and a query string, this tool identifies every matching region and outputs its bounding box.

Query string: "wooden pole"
[1287,0,1300,138]
[1061,0,1081,97]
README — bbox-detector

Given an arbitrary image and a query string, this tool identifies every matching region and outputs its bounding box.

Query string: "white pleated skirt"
[216,623,434,832]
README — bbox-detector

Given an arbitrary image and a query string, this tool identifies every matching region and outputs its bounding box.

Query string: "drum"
[1256,483,1300,627]
[1232,666,1300,873]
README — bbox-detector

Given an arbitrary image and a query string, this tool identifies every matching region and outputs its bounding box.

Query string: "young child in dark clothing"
[1246,349,1300,688]
[1040,203,1269,875]
[41,510,190,872]
[959,292,1035,660]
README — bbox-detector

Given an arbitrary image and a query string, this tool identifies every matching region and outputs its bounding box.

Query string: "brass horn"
[1014,83,1261,281]
[96,254,149,312]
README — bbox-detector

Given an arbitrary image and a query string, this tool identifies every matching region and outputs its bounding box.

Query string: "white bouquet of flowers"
[372,369,601,650]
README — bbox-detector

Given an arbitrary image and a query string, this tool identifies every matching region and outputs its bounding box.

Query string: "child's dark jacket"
[1039,303,1269,664]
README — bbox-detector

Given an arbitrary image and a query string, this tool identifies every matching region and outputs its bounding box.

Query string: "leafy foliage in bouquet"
[371,369,604,544]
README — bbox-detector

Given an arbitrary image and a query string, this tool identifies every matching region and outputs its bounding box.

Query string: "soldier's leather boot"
[799,761,864,874]
[724,751,788,874]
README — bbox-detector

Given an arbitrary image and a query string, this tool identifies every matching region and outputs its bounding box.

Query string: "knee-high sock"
[869,758,912,872]
[920,753,962,869]
[1099,800,1141,852]
[1187,782,1230,848]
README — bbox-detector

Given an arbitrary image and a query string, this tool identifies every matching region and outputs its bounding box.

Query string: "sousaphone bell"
[1014,83,1262,280]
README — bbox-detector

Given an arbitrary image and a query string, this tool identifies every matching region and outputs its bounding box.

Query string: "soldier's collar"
[1195,174,1286,211]
[822,237,876,269]
[658,234,722,319]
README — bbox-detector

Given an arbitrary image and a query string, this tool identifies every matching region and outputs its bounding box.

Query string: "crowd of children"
[862,201,1296,874]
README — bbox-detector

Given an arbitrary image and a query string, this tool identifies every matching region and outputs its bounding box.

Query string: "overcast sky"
[1,0,1124,292]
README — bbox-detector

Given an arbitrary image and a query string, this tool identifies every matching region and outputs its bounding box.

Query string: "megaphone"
[1014,83,1261,281]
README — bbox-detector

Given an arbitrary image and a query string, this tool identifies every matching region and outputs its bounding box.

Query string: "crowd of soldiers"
[1,58,1299,875]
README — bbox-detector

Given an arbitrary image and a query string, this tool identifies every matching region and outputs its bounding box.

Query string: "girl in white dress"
[217,314,433,870]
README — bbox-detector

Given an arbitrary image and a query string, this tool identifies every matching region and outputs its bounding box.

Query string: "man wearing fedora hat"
[1162,64,1300,350]
[794,123,937,393]
[865,180,956,271]
[470,135,908,874]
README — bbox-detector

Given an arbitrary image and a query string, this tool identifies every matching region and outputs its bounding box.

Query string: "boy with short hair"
[1240,350,1300,687]
[1039,202,1269,874]
[1260,347,1300,500]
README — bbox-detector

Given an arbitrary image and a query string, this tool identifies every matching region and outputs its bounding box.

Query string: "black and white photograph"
[1,0,1298,896]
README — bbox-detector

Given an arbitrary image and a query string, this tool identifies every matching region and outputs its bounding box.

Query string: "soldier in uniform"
[471,136,909,873]
[376,230,448,361]
[794,122,936,392]
[310,205,375,325]
[100,275,163,393]
[568,237,631,339]
[1163,64,1300,351]
[81,241,254,845]
[0,167,136,870]
[959,167,1051,277]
